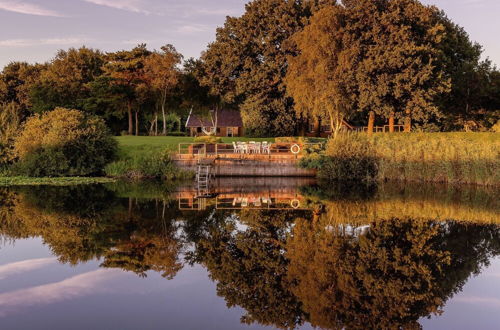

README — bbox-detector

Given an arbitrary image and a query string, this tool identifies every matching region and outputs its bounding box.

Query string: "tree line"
[1,0,499,138]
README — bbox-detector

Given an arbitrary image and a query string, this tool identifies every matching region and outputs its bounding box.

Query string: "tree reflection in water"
[0,181,498,329]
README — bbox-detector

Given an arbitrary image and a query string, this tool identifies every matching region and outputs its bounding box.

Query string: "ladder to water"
[196,160,214,198]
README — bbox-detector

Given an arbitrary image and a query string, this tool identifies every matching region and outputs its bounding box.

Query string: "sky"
[0,0,499,68]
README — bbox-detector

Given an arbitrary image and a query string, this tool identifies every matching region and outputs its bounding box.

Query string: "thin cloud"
[455,296,500,308]
[0,37,91,47]
[82,0,151,14]
[175,24,212,34]
[0,269,124,317]
[0,258,57,280]
[0,0,63,17]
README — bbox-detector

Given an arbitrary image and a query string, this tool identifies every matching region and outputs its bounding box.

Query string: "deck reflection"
[176,177,316,210]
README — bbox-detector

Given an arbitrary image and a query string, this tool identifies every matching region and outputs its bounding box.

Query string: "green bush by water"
[105,148,192,180]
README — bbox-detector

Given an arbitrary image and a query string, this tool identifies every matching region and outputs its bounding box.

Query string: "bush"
[194,135,222,144]
[13,108,117,177]
[167,132,188,137]
[105,149,191,180]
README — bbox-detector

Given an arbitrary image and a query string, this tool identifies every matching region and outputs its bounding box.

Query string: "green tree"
[103,44,152,135]
[29,47,105,113]
[350,0,450,131]
[0,61,44,115]
[199,0,336,136]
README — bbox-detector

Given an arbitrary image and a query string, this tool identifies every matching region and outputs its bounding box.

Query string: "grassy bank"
[106,136,275,179]
[301,132,500,186]
[0,176,116,186]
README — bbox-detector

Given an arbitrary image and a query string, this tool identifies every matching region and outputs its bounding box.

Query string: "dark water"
[0,178,499,330]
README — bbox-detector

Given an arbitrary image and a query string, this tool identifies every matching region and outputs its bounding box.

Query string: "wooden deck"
[174,143,317,177]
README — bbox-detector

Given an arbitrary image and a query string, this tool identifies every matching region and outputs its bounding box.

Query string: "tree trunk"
[161,104,167,136]
[155,113,158,136]
[314,117,321,137]
[367,111,375,135]
[404,110,411,132]
[135,110,139,136]
[127,102,133,135]
[389,112,395,133]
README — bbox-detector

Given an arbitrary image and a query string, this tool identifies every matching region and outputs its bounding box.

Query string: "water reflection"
[0,179,499,329]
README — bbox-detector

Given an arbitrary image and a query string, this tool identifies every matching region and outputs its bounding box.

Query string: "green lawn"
[115,136,276,157]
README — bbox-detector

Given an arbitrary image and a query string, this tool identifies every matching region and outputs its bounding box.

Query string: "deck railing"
[177,142,325,157]
[353,125,405,133]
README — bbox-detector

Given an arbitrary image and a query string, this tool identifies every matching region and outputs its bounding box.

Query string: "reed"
[306,132,499,186]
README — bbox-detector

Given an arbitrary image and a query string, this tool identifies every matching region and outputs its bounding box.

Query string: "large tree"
[0,61,44,115]
[288,0,451,134]
[103,45,151,135]
[29,47,105,113]
[286,4,358,137]
[199,0,336,136]
[143,45,183,135]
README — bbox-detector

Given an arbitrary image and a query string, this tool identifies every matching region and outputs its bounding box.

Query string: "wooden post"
[367,111,375,135]
[389,112,395,133]
[404,110,411,132]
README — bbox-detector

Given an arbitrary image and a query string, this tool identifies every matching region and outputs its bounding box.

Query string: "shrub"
[13,108,117,177]
[105,149,192,180]
[194,135,222,144]
[167,132,188,137]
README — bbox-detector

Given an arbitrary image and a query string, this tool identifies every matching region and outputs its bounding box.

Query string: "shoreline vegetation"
[300,132,499,187]
[0,133,498,187]
[0,176,116,186]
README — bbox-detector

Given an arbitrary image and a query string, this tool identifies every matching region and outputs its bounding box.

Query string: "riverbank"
[0,176,116,186]
[301,132,500,186]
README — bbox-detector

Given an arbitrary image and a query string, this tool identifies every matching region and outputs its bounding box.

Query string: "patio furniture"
[238,141,249,154]
[261,141,271,154]
[252,142,262,154]
[233,142,242,154]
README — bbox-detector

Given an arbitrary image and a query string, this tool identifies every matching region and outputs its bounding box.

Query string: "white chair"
[238,142,248,154]
[262,142,271,154]
[253,142,261,154]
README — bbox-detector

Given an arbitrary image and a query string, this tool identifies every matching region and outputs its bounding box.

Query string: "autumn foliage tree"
[143,45,183,136]
[199,0,336,136]
[286,4,358,137]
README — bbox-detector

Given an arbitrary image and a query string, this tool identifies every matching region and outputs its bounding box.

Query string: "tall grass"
[303,132,500,186]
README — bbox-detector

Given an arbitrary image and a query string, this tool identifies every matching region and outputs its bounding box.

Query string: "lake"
[0,178,499,330]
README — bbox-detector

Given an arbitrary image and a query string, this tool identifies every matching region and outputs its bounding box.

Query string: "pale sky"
[0,0,498,68]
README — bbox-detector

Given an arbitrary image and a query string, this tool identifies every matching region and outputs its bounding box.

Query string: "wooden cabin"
[186,109,244,137]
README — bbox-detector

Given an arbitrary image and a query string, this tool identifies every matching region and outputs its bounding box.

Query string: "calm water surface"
[0,178,499,330]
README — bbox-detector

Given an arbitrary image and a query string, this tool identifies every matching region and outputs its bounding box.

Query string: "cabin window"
[216,127,221,133]
[227,127,234,137]
[197,127,202,133]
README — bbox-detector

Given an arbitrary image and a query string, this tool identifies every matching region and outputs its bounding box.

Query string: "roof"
[186,109,243,128]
